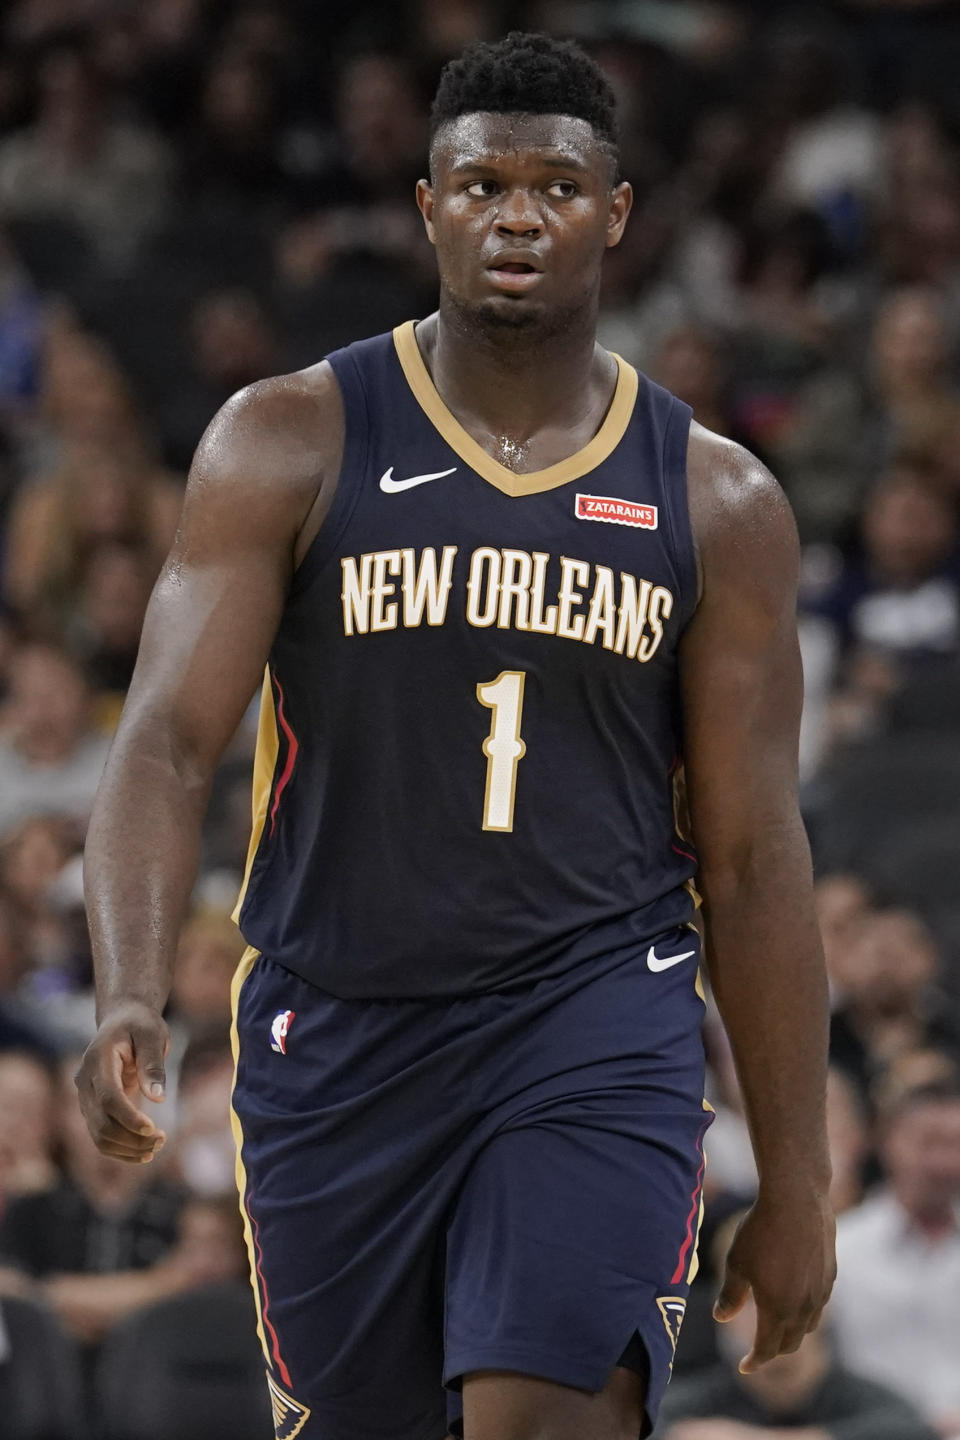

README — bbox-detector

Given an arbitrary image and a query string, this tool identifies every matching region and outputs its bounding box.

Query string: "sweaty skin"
[77,111,834,1427]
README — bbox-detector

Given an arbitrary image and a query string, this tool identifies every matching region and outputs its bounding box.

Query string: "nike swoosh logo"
[379,466,457,493]
[646,946,696,973]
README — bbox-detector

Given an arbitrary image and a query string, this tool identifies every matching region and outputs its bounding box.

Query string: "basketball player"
[77,33,835,1440]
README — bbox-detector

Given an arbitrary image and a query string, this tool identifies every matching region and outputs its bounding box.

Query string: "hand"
[713,1188,836,1371]
[75,1002,170,1164]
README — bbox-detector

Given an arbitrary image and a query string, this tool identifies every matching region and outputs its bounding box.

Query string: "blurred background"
[0,1,957,1438]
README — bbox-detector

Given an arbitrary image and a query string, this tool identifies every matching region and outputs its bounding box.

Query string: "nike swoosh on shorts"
[379,466,458,493]
[646,946,697,972]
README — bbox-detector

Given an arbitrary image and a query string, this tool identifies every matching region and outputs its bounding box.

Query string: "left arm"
[679,427,835,1370]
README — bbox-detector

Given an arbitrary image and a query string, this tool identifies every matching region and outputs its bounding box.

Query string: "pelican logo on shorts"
[270,1010,295,1055]
[575,493,658,529]
[657,1296,687,1360]
[267,1373,311,1439]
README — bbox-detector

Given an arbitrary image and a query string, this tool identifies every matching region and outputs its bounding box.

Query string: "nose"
[493,187,543,239]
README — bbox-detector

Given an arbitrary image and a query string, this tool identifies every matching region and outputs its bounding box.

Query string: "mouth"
[485,259,544,294]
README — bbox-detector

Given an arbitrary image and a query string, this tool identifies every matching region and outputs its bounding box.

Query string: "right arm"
[76,368,343,1161]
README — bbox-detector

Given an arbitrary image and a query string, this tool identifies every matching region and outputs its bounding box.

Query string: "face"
[172,918,244,1024]
[654,327,721,411]
[815,874,872,989]
[862,473,956,583]
[418,112,631,333]
[872,288,946,387]
[1,817,72,909]
[0,1054,55,1160]
[839,910,937,1013]
[884,1098,960,1212]
[80,544,153,650]
[8,646,90,756]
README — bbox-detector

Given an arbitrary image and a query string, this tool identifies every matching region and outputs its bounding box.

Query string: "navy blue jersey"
[235,321,700,997]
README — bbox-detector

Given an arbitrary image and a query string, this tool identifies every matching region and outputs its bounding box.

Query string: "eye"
[546,180,579,199]
[465,180,500,198]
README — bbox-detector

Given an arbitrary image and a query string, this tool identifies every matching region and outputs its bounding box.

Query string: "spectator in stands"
[0,893,55,1058]
[0,1055,185,1347]
[158,913,245,1128]
[0,817,86,1008]
[651,325,749,447]
[3,331,180,617]
[830,1083,960,1435]
[0,643,110,833]
[825,1066,870,1216]
[873,1047,960,1114]
[807,460,960,662]
[163,1190,249,1289]
[658,1299,939,1440]
[167,1039,237,1199]
[170,912,244,1042]
[0,224,45,434]
[64,540,154,709]
[0,32,171,268]
[0,1050,57,1201]
[156,288,279,472]
[181,45,287,214]
[814,873,873,990]
[779,286,960,541]
[829,908,959,1096]
[273,51,432,359]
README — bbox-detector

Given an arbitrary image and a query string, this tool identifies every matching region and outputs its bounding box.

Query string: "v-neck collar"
[392,320,638,498]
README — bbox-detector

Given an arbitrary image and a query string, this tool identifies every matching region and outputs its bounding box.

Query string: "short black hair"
[430,31,619,170]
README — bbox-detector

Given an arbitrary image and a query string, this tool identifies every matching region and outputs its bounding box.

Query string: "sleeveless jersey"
[235,321,700,998]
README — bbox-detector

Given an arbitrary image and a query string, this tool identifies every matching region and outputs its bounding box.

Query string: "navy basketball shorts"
[230,928,713,1440]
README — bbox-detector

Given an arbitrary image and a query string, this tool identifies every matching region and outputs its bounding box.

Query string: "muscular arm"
[680,425,835,1367]
[78,368,342,1159]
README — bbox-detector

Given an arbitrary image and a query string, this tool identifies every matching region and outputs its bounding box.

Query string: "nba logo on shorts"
[270,1010,295,1054]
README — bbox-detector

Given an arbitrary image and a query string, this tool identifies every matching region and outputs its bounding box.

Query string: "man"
[76,32,834,1440]
[829,1083,960,1436]
[657,1298,938,1440]
[0,642,110,833]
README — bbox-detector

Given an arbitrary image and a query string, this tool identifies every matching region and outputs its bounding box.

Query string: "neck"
[428,292,606,444]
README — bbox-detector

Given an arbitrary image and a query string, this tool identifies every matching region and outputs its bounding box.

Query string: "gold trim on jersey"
[232,670,279,924]
[229,943,268,1365]
[392,320,639,497]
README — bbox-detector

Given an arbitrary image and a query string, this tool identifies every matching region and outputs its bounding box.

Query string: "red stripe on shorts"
[671,1132,707,1285]
[247,1187,293,1389]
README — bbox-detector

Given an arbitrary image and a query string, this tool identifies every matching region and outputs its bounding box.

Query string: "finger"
[97,1081,161,1138]
[98,1139,163,1164]
[97,1137,157,1160]
[713,1262,750,1321]
[739,1306,787,1373]
[97,1116,166,1153]
[777,1316,813,1358]
[130,1021,168,1101]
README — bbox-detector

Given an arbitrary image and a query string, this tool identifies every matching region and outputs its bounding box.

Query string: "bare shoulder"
[686,420,799,603]
[195,359,344,496]
[175,360,345,564]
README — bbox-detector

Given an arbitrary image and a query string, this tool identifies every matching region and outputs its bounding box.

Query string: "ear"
[605,180,633,249]
[416,179,436,245]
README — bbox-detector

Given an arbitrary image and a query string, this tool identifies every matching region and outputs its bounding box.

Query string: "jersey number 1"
[477,670,527,832]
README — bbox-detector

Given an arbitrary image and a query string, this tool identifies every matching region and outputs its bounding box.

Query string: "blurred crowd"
[0,1,957,1438]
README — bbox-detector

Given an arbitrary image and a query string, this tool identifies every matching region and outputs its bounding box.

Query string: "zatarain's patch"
[576,494,658,529]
